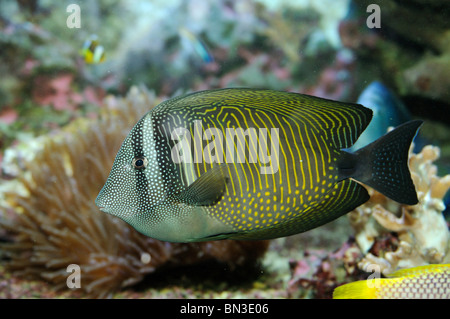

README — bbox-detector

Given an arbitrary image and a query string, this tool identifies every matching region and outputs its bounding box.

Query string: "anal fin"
[296,179,370,232]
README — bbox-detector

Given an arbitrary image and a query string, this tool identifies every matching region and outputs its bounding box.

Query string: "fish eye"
[132,156,148,169]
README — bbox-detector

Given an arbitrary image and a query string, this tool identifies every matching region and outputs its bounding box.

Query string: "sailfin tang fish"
[95,88,422,242]
[333,264,450,299]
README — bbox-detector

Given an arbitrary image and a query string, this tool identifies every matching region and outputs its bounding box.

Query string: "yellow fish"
[96,88,422,243]
[333,264,450,299]
[81,35,105,64]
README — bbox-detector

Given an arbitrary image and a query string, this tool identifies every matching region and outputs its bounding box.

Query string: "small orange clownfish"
[81,35,105,64]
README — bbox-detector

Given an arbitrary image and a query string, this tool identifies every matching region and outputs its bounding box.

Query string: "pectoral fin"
[174,165,229,206]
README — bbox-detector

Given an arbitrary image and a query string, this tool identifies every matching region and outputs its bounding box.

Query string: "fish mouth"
[96,204,140,217]
[95,198,109,212]
[97,206,108,213]
[95,195,107,211]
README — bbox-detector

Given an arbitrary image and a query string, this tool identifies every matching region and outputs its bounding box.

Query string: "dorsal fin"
[162,88,373,149]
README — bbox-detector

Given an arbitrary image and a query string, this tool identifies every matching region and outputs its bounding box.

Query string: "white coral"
[349,144,450,275]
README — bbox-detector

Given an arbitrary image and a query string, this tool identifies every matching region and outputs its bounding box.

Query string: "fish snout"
[95,193,109,212]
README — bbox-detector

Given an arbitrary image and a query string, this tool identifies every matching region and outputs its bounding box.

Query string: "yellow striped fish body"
[333,264,450,299]
[96,88,422,242]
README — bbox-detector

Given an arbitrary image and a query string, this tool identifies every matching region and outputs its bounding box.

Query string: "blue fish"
[351,82,411,151]
[179,27,214,64]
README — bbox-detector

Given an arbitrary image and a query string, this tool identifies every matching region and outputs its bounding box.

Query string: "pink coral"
[31,73,105,112]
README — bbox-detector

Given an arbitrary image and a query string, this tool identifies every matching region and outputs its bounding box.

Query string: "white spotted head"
[95,112,178,224]
[95,96,235,242]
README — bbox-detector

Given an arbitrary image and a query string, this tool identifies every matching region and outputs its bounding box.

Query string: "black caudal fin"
[351,120,423,205]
